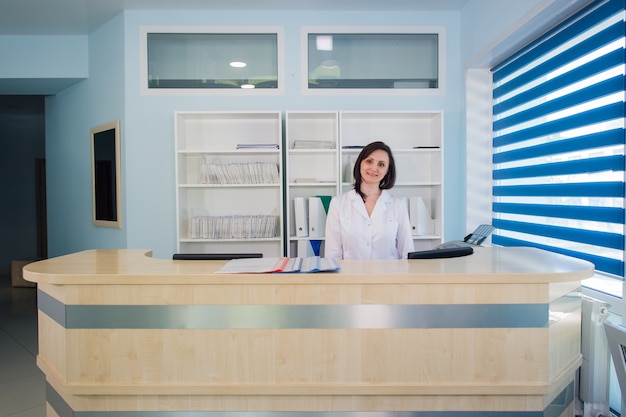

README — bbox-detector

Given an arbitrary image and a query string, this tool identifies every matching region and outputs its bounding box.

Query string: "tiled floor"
[0,273,45,417]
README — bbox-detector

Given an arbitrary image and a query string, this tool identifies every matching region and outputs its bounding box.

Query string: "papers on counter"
[215,256,340,274]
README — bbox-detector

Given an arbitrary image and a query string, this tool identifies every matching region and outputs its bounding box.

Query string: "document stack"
[215,256,340,274]
[292,140,334,149]
[236,143,279,150]
[189,215,278,239]
[200,158,279,184]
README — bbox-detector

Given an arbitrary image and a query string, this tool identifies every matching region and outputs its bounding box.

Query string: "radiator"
[579,296,611,417]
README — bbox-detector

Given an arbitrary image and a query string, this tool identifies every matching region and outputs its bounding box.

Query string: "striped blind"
[491,0,626,278]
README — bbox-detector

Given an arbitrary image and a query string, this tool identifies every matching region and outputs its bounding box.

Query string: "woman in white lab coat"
[324,141,414,260]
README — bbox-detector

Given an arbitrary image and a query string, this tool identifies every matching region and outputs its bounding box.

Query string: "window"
[305,30,440,90]
[491,0,625,280]
[144,30,280,91]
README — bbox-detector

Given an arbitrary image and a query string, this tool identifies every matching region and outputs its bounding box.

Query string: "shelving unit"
[284,111,339,257]
[340,111,443,250]
[174,111,284,257]
[174,110,443,257]
[283,110,443,256]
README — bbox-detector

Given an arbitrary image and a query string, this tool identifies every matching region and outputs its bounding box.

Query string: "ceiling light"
[230,61,247,68]
[240,83,255,89]
[316,35,333,51]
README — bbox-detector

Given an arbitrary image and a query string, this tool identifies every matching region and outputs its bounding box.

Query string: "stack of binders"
[294,195,332,256]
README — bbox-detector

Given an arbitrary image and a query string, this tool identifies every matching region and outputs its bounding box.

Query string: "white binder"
[308,196,327,237]
[293,197,309,237]
[409,196,434,235]
[343,155,355,184]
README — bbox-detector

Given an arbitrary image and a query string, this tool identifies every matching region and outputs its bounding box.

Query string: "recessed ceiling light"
[230,61,247,68]
[316,35,333,51]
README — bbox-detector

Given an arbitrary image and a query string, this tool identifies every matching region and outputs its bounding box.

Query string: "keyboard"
[408,246,474,259]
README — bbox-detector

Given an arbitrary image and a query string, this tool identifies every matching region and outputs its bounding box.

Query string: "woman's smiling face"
[360,149,389,186]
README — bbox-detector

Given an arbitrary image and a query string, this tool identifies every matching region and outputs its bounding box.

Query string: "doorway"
[0,95,46,272]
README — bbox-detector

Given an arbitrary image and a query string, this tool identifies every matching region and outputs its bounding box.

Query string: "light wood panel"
[53,328,551,388]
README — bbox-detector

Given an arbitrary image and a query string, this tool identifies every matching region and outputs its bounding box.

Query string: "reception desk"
[23,246,593,417]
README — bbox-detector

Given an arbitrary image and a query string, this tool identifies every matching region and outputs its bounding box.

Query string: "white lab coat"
[324,189,415,260]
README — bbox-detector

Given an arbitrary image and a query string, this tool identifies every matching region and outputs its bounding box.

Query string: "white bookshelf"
[284,110,443,256]
[340,111,443,250]
[174,111,284,257]
[284,111,340,257]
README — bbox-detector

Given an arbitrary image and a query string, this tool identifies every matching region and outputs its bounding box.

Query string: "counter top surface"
[23,246,594,285]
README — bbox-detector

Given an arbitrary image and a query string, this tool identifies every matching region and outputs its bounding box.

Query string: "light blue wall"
[120,9,464,259]
[39,2,568,260]
[0,35,87,93]
[45,13,126,257]
[0,35,87,78]
[461,0,546,67]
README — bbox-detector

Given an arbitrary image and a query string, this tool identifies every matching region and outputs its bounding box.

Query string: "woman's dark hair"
[352,141,396,199]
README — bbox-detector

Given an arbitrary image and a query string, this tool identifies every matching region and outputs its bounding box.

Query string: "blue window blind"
[491,0,626,278]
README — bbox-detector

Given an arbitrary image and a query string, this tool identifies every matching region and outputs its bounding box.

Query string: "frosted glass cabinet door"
[307,32,439,89]
[147,32,279,90]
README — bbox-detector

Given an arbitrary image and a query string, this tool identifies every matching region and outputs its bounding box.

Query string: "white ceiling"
[0,0,469,35]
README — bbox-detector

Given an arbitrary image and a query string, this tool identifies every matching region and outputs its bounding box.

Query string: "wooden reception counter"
[24,246,593,417]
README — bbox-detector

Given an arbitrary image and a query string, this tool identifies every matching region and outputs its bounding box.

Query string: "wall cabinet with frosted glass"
[174,111,284,257]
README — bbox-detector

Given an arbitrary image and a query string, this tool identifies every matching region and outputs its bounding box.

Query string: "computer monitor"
[603,321,626,404]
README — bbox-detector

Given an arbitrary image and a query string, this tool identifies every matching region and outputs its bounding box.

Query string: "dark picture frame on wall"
[91,121,122,228]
